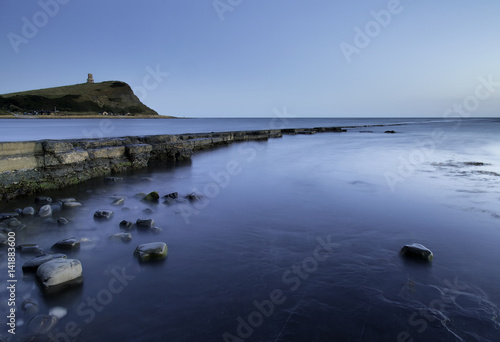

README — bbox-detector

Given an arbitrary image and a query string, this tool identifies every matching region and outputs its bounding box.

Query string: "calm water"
[1,118,500,341]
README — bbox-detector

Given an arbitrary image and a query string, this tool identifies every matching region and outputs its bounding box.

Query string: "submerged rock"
[28,314,59,335]
[143,191,160,202]
[22,299,40,316]
[52,238,80,251]
[35,196,52,206]
[136,218,155,229]
[109,233,132,242]
[39,205,52,218]
[119,220,134,231]
[49,306,68,319]
[134,242,168,262]
[185,192,202,202]
[111,197,125,206]
[18,244,44,255]
[36,258,83,292]
[142,208,154,215]
[400,243,433,262]
[94,210,114,220]
[23,254,67,272]
[105,177,123,183]
[57,217,70,226]
[141,177,153,182]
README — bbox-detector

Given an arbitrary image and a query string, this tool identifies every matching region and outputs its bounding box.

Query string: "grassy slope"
[0,81,165,117]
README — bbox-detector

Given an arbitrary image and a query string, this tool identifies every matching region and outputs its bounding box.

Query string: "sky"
[1,0,499,118]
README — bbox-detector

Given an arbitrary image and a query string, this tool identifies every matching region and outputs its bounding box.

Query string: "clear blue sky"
[1,0,499,117]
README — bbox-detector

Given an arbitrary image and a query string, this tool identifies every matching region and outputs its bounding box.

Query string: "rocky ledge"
[0,127,345,201]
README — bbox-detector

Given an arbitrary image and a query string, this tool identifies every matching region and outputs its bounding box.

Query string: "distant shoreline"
[0,114,176,119]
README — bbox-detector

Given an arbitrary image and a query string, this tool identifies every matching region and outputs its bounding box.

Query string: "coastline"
[0,114,176,119]
[0,126,345,201]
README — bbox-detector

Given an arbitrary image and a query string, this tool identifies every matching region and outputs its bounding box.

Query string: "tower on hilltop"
[87,73,94,83]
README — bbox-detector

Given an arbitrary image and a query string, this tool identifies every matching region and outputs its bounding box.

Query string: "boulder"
[164,192,179,199]
[119,220,134,230]
[400,243,433,262]
[35,196,52,206]
[111,197,125,206]
[57,217,70,226]
[39,205,52,217]
[94,210,114,220]
[59,198,77,204]
[144,191,160,202]
[22,254,67,272]
[36,258,83,292]
[136,218,155,229]
[385,130,396,134]
[134,242,168,262]
[108,233,132,242]
[52,238,80,251]
[63,201,82,209]
[17,244,44,255]
[185,192,202,202]
[23,206,35,216]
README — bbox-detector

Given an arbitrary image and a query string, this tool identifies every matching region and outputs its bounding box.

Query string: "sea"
[0,117,499,341]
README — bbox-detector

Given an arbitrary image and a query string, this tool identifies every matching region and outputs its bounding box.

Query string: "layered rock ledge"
[0,127,344,201]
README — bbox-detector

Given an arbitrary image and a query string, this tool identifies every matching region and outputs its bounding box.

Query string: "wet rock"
[22,299,40,316]
[150,227,163,234]
[52,238,80,251]
[105,177,123,183]
[0,213,19,221]
[39,205,52,218]
[164,192,178,199]
[59,198,77,204]
[36,258,83,292]
[400,243,433,262]
[57,217,70,225]
[94,210,114,220]
[22,254,67,272]
[28,314,59,335]
[134,242,168,262]
[111,197,125,206]
[144,191,160,202]
[142,208,154,215]
[18,244,44,255]
[63,201,82,209]
[109,233,132,242]
[185,192,202,202]
[385,130,396,134]
[119,220,134,230]
[136,218,155,229]
[51,203,62,213]
[23,206,35,216]
[49,307,67,319]
[35,196,52,206]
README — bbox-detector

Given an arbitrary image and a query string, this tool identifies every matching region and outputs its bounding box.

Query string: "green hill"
[0,81,162,117]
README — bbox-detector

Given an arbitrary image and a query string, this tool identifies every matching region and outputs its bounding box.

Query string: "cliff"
[0,81,160,117]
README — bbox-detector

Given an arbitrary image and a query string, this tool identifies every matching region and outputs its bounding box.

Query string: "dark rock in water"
[35,196,52,206]
[384,130,396,134]
[51,203,62,213]
[22,299,40,316]
[134,242,168,262]
[105,177,123,183]
[141,177,153,182]
[94,210,114,220]
[57,217,70,225]
[39,204,52,218]
[150,227,163,234]
[111,197,125,206]
[18,244,44,255]
[28,314,59,335]
[4,218,22,228]
[400,243,433,262]
[359,130,373,133]
[23,206,35,216]
[142,208,154,215]
[52,238,80,251]
[119,220,134,230]
[109,233,132,242]
[22,254,67,272]
[36,258,83,293]
[185,192,202,202]
[164,192,179,199]
[136,218,155,229]
[0,213,19,221]
[144,191,160,202]
[63,201,82,209]
[59,198,76,204]
[14,208,23,215]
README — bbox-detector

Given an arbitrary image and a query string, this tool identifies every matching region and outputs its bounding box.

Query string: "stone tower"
[87,73,94,83]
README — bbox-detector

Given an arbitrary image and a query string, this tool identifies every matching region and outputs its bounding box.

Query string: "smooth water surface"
[0,119,499,341]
